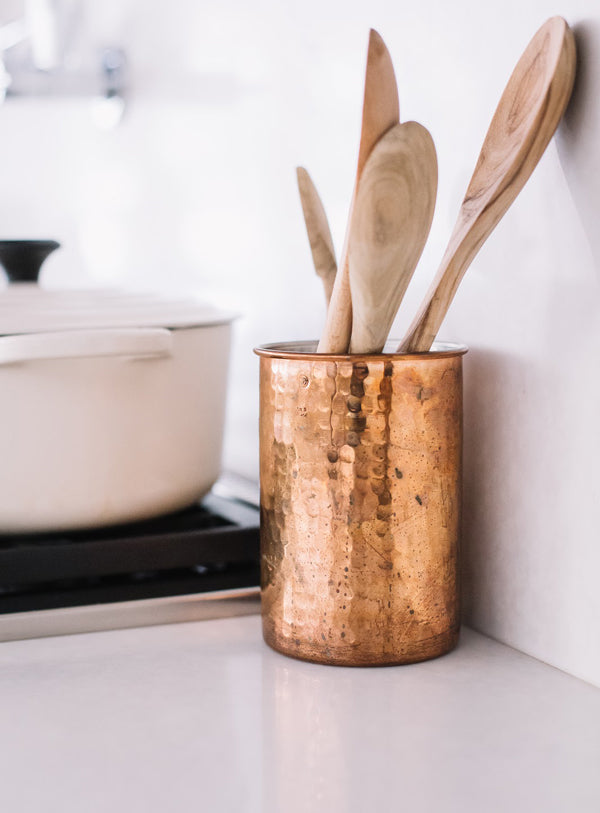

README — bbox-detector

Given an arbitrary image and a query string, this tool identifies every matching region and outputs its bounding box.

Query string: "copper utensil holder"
[255,341,467,666]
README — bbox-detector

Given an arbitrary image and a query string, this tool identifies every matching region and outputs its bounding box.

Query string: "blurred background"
[1,0,599,685]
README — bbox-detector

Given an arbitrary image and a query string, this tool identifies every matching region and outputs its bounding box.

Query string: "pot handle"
[0,328,173,366]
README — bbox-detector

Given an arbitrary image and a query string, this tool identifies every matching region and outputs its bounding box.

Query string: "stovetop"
[0,492,260,641]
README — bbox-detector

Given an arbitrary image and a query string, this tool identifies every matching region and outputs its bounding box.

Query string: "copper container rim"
[254,340,468,362]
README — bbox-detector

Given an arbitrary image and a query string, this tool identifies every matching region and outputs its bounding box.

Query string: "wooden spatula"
[318,29,399,353]
[296,167,337,306]
[398,16,576,353]
[348,122,437,354]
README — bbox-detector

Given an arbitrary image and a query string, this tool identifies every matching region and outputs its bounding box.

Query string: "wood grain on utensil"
[318,29,399,353]
[398,16,576,353]
[348,122,437,353]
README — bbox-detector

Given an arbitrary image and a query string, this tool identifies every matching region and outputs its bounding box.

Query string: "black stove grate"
[0,494,260,614]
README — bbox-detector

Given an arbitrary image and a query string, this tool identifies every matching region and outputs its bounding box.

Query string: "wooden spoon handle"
[315,214,353,352]
[318,29,399,353]
[296,167,337,305]
[398,16,576,353]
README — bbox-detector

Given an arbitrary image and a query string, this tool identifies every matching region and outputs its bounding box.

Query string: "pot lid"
[0,285,234,335]
[0,240,234,335]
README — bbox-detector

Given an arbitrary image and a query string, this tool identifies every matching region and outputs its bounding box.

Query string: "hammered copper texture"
[256,344,464,666]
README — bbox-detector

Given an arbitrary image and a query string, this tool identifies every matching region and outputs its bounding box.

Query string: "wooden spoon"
[296,167,337,305]
[398,16,576,353]
[348,121,437,353]
[318,28,399,353]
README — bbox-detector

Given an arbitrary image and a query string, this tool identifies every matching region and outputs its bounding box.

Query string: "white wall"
[1,0,599,685]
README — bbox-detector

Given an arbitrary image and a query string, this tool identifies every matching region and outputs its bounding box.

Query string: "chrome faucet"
[0,0,127,124]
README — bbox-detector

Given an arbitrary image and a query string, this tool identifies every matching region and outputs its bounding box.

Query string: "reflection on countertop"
[0,615,599,812]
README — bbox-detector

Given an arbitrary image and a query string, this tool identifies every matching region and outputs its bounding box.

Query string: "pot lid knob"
[0,240,61,284]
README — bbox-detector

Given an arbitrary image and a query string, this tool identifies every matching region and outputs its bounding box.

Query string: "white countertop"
[1,614,599,813]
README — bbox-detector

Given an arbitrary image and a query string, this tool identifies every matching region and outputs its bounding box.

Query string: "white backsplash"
[1,0,599,685]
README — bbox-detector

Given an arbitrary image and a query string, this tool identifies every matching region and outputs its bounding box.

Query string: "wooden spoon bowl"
[318,29,400,353]
[398,16,576,353]
[296,167,337,306]
[348,121,438,354]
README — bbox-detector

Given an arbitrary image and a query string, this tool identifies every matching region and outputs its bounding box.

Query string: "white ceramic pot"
[0,284,234,533]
